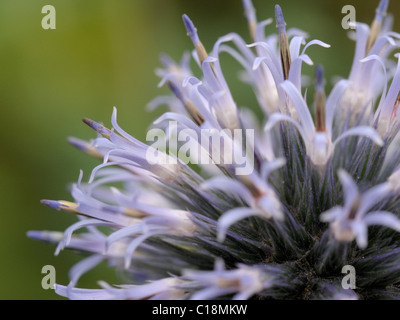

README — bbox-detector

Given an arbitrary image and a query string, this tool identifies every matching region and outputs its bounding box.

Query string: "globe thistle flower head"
[29,0,400,300]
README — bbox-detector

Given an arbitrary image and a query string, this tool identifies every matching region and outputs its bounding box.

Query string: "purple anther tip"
[41,199,61,210]
[275,5,286,32]
[182,14,200,44]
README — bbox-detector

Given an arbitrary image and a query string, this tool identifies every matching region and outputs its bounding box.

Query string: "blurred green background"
[0,0,398,299]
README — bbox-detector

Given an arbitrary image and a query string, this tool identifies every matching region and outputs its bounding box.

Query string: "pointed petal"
[217,208,259,242]
[280,81,315,140]
[333,126,383,147]
[359,183,392,215]
[260,158,286,180]
[301,39,331,55]
[68,254,104,288]
[289,36,305,60]
[105,224,143,253]
[364,211,400,231]
[320,207,344,223]
[377,54,400,121]
[201,177,254,205]
[337,170,360,208]
[124,231,166,269]
[55,285,114,300]
[326,80,350,135]
[361,55,388,116]
[56,219,111,255]
[353,222,368,249]
[348,23,370,81]
[264,113,308,143]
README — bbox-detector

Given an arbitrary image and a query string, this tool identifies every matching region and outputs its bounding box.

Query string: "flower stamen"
[314,65,326,132]
[82,118,112,139]
[275,5,291,80]
[67,137,103,160]
[392,91,400,118]
[182,14,209,65]
[167,81,205,126]
[41,200,80,214]
[366,0,389,54]
[242,0,257,43]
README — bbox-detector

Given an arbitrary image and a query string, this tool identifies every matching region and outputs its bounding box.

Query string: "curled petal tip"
[217,231,226,243]
[203,56,218,63]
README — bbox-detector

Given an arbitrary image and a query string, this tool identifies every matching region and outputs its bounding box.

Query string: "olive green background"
[0,0,398,299]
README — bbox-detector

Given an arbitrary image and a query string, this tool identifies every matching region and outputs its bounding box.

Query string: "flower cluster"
[30,0,400,299]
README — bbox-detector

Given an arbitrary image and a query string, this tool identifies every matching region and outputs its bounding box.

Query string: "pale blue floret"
[321,170,400,249]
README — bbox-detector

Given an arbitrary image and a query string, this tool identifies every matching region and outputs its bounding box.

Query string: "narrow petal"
[364,211,400,231]
[68,254,104,288]
[217,208,259,242]
[337,170,360,209]
[260,158,286,180]
[348,23,370,82]
[361,55,388,114]
[105,224,143,253]
[201,177,254,205]
[325,80,349,135]
[264,113,308,143]
[289,36,305,60]
[377,54,400,121]
[320,207,344,223]
[359,183,392,215]
[124,231,166,269]
[280,80,316,140]
[55,285,114,300]
[352,222,368,249]
[56,219,112,255]
[301,39,331,55]
[333,126,383,147]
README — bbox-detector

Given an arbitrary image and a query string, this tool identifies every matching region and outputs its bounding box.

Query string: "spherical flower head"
[29,0,400,300]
